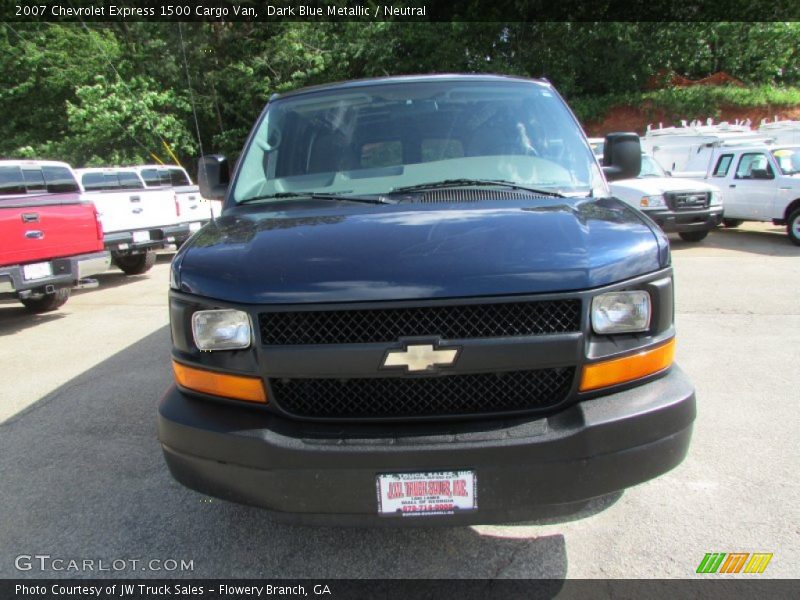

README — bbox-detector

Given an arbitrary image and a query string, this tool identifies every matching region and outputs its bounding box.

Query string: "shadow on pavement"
[0,327,577,580]
[72,271,159,297]
[668,226,800,256]
[0,303,65,336]
[507,491,622,527]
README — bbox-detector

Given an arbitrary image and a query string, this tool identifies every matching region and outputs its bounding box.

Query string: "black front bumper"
[645,207,723,234]
[158,366,695,526]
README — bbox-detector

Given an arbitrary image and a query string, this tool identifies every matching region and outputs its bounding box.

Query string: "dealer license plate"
[132,230,150,243]
[376,471,477,517]
[189,222,202,232]
[22,262,52,281]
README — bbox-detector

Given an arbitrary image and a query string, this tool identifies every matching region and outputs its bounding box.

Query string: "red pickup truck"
[0,160,110,312]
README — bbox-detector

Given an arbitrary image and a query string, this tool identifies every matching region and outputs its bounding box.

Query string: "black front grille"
[260,299,581,345]
[667,191,710,210]
[270,367,575,419]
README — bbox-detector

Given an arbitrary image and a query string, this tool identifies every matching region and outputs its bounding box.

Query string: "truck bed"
[85,187,180,235]
[0,194,104,267]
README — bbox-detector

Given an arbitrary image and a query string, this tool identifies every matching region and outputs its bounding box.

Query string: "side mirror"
[750,168,772,180]
[198,155,230,201]
[602,133,642,182]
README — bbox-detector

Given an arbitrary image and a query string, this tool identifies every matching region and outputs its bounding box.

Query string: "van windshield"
[233,79,604,203]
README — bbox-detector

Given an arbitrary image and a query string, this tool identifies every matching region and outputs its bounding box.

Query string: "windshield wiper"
[389,179,565,197]
[238,191,390,205]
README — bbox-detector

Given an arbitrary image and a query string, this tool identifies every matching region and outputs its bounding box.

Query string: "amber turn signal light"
[579,338,675,392]
[172,360,267,404]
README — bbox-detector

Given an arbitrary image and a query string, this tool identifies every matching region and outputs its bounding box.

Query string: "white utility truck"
[679,144,800,245]
[642,120,768,174]
[758,119,800,145]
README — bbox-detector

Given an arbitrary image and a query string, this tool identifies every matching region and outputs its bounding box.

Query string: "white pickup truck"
[76,166,220,274]
[608,154,723,242]
[678,144,800,245]
[129,165,221,231]
[77,167,186,274]
[588,140,723,242]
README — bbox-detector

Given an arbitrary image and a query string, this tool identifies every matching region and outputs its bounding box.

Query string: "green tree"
[64,75,196,166]
[1,22,799,170]
[0,23,121,160]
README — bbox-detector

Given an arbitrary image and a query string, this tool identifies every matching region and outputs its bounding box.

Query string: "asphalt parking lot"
[1,222,798,579]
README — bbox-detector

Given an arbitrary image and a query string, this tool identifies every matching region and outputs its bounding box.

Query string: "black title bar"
[3,0,800,22]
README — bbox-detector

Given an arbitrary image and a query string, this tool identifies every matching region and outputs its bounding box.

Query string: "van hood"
[175,197,667,304]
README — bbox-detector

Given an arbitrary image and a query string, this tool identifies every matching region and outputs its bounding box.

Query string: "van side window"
[0,166,26,195]
[712,154,733,177]
[22,168,47,193]
[42,166,80,193]
[735,153,773,179]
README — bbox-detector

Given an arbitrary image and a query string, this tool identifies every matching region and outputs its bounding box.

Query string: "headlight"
[639,195,666,208]
[192,309,251,351]
[592,291,651,334]
[709,190,722,206]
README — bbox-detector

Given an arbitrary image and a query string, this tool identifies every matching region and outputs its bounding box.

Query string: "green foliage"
[649,23,800,85]
[0,23,121,160]
[65,75,196,166]
[1,22,799,171]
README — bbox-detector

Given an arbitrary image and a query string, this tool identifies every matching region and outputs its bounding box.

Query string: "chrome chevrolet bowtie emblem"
[382,344,459,372]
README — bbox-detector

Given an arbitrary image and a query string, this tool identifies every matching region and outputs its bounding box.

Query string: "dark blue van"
[158,75,695,525]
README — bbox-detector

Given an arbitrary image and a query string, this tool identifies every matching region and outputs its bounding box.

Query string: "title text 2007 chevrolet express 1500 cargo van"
[158,75,696,526]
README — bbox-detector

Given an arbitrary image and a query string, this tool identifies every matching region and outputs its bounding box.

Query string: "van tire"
[20,287,71,313]
[723,218,743,228]
[114,251,157,275]
[678,230,709,242]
